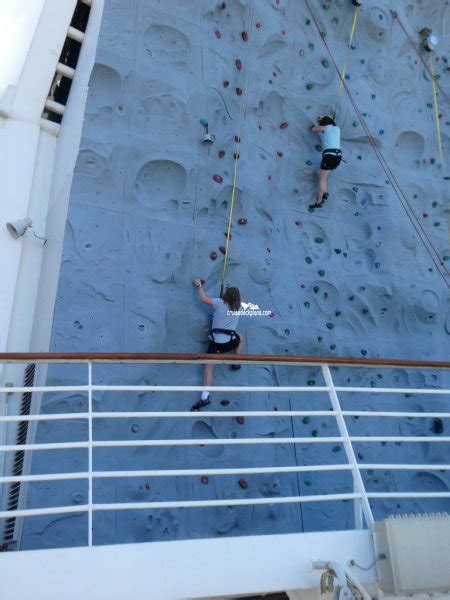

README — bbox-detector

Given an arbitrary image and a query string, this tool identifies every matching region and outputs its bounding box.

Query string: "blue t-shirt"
[321,125,341,150]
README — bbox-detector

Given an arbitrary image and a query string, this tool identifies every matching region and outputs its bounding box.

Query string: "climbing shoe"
[230,364,241,371]
[190,399,211,412]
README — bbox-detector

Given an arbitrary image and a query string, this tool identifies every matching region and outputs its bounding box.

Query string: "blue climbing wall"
[21,0,450,549]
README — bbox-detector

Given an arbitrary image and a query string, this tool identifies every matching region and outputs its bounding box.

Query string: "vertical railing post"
[87,360,93,546]
[322,365,374,530]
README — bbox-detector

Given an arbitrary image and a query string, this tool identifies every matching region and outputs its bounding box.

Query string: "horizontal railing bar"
[0,353,448,369]
[0,442,88,452]
[0,505,88,519]
[342,411,450,418]
[91,438,345,447]
[335,387,449,395]
[92,493,361,511]
[91,411,337,418]
[93,386,330,393]
[93,465,352,478]
[0,386,89,393]
[358,464,450,471]
[350,436,450,443]
[367,492,450,499]
[0,472,89,483]
[0,413,89,423]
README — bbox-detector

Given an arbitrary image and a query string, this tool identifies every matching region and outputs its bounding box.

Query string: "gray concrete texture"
[22,0,450,549]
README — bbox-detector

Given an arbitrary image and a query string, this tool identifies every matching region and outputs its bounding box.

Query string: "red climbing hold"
[213,174,223,183]
[236,87,243,95]
[235,135,241,143]
[220,399,230,406]
[238,218,247,225]
[273,71,277,77]
[423,212,429,218]
[256,22,261,29]
[269,311,275,318]
[258,123,263,130]
[214,29,221,39]
[235,59,242,70]
[276,151,283,157]
[294,220,301,226]
[218,150,225,158]
[268,174,272,180]
[267,247,272,253]
[210,251,218,260]
[236,416,245,425]
[223,80,229,88]
[280,122,288,129]
[144,482,151,490]
[201,476,209,485]
[281,30,286,35]
[219,246,226,255]
[300,284,305,288]
[238,478,248,489]
[241,31,248,42]
[273,406,278,411]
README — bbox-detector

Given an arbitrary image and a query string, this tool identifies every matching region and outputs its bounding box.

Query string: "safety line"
[304,0,449,287]
[337,5,359,96]
[219,2,254,297]
[429,54,444,167]
[392,11,450,106]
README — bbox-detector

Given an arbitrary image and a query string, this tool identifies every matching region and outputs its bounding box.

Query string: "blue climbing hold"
[357,452,364,460]
[200,118,208,127]
[375,262,381,268]
[377,225,382,230]
[343,252,348,258]
[351,43,356,50]
[352,186,358,193]
[345,74,350,80]
[361,349,367,356]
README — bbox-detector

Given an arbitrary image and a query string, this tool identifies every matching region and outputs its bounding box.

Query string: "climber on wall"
[190,279,244,412]
[309,115,342,210]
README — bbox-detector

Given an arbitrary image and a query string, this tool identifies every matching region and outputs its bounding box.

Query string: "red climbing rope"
[303,0,449,288]
[392,11,450,106]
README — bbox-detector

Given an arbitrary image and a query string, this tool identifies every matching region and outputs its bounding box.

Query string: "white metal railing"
[0,354,449,548]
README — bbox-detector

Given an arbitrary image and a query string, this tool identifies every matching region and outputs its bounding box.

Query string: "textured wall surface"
[22,0,450,549]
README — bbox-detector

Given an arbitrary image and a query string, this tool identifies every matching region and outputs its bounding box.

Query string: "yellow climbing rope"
[337,5,359,96]
[429,54,444,167]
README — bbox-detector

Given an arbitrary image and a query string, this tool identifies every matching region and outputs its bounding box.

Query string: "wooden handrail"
[0,353,448,369]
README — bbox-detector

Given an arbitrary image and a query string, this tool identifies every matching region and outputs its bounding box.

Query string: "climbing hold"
[326,322,334,330]
[367,470,374,476]
[304,478,312,486]
[144,482,151,490]
[236,416,245,425]
[214,29,221,39]
[276,151,283,157]
[427,102,433,109]
[305,160,312,166]
[432,201,438,207]
[238,218,247,225]
[213,174,223,183]
[219,246,226,255]
[235,59,242,70]
[330,344,336,350]
[307,380,316,386]
[313,286,320,294]
[332,446,342,453]
[294,220,301,226]
[223,80,229,88]
[433,222,441,227]
[258,123,263,130]
[201,476,209,485]
[305,256,312,264]
[317,336,323,342]
[234,135,241,143]
[241,31,248,41]
[361,349,367,356]
[357,452,364,460]
[375,262,381,269]
[334,248,342,254]
[432,418,444,434]
[423,212,428,218]
[351,42,356,50]
[321,59,330,68]
[308,43,314,50]
[430,158,436,165]
[220,399,230,406]
[233,153,240,160]
[280,122,288,129]
[269,311,275,317]
[131,424,139,433]
[352,186,358,193]
[238,478,248,489]
[304,301,311,309]
[318,269,325,277]
[236,88,243,95]
[335,310,341,317]
[311,430,318,437]
[303,416,311,424]
[210,251,218,261]
[306,83,314,90]
[268,174,272,180]
[255,22,261,29]
[352,121,358,127]
[224,232,231,240]
[218,150,225,158]
[281,30,286,36]
[315,145,323,152]
[267,247,271,253]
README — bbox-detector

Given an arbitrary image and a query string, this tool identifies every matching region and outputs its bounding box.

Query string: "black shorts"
[207,334,241,354]
[320,151,342,171]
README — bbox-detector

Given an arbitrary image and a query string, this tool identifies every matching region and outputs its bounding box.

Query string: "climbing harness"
[304,0,449,287]
[208,328,240,344]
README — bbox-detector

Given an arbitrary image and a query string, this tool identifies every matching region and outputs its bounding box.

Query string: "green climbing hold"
[443,256,449,262]
[318,269,325,277]
[305,160,312,166]
[313,286,320,294]
[304,301,311,309]
[329,344,336,350]
[352,121,358,127]
[307,380,316,386]
[433,222,441,227]
[321,58,329,68]
[304,478,312,486]
[303,416,311,424]
[317,336,323,342]
[326,322,334,330]
[405,393,412,398]
[367,469,374,476]
[335,310,341,317]
[315,145,323,152]
[308,42,314,51]
[311,429,318,437]
[305,256,312,264]
[315,237,324,243]
[395,441,402,446]
[332,445,342,453]
[430,158,436,164]
[432,201,438,207]
[306,83,314,90]
[322,3,331,10]
[427,102,433,109]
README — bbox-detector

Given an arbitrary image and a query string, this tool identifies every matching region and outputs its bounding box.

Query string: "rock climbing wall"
[21,0,450,549]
